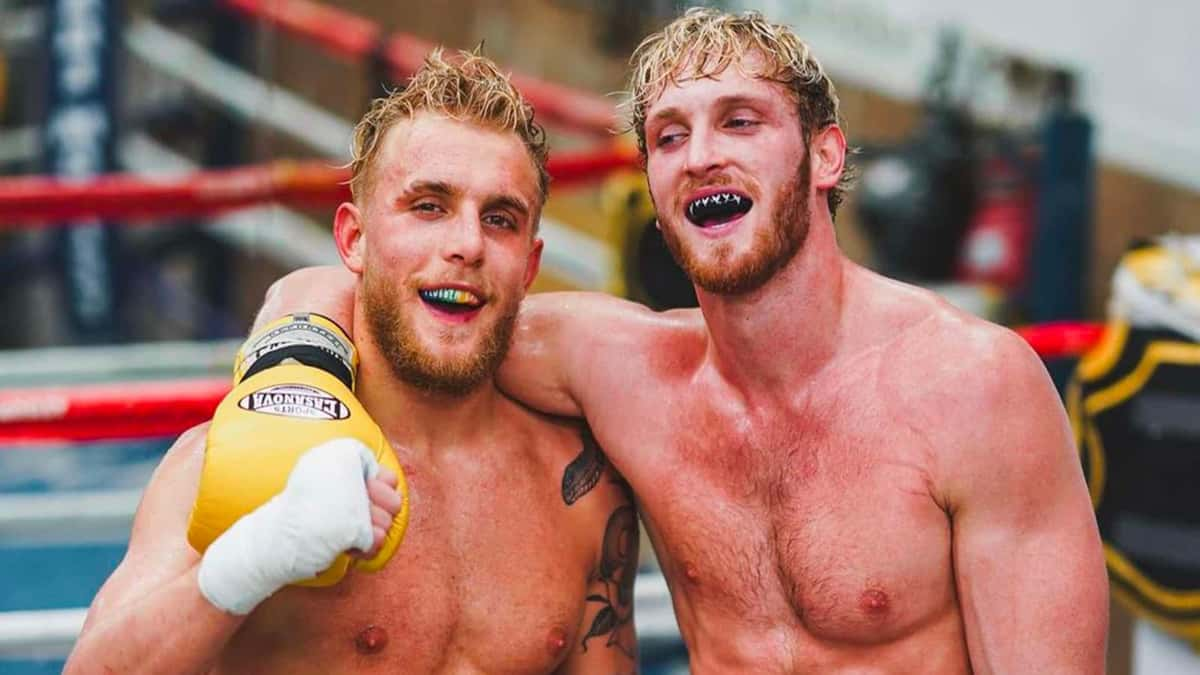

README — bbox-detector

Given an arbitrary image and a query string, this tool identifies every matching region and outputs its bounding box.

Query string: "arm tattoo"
[561,428,605,506]
[581,504,638,658]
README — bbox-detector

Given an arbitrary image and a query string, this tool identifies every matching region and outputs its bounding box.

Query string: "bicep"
[951,346,1107,674]
[83,425,208,630]
[503,292,647,418]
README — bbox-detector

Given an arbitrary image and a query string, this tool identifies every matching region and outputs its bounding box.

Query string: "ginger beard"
[660,149,811,295]
[362,269,519,397]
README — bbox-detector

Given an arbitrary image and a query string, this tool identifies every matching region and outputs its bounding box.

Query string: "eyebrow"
[483,194,531,220]
[401,180,458,199]
[649,94,772,125]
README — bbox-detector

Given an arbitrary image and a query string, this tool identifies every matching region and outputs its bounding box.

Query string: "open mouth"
[686,191,753,228]
[418,287,486,317]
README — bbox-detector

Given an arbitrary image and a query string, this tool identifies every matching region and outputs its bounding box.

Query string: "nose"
[439,213,485,267]
[683,125,727,179]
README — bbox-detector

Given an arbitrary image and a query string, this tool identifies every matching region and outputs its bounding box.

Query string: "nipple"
[860,588,890,614]
[355,625,389,655]
[546,626,568,656]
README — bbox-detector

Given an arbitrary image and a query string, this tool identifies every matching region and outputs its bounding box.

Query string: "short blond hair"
[627,7,851,217]
[349,47,549,205]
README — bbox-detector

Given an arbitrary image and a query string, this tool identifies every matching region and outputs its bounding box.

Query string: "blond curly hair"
[626,7,851,216]
[349,47,549,205]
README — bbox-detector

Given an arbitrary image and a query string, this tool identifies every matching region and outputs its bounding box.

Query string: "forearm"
[65,566,246,675]
[253,266,356,333]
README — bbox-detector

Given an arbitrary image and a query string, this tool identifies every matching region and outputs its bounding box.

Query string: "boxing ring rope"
[0,148,636,227]
[219,0,621,137]
[121,133,344,269]
[0,143,627,286]
[0,338,238,388]
[0,489,142,541]
[0,322,1105,445]
[0,125,620,285]
[0,609,87,657]
[1013,321,1108,360]
[0,378,229,444]
[0,571,678,660]
[0,132,629,285]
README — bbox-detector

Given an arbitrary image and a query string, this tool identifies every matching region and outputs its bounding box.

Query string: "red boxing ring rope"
[0,161,345,226]
[0,148,638,227]
[0,323,1105,444]
[221,0,621,137]
[1013,321,1107,361]
[0,378,228,443]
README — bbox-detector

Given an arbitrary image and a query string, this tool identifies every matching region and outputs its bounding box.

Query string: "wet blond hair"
[627,7,852,217]
[349,47,549,206]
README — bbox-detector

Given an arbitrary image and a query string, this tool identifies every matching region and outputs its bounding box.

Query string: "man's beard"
[362,274,518,397]
[661,153,811,295]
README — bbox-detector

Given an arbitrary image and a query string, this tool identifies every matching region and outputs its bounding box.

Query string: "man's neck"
[352,306,502,455]
[697,215,847,398]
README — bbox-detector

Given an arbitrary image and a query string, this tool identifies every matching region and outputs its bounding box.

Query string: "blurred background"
[0,0,1196,673]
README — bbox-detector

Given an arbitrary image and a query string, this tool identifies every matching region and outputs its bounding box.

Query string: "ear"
[810,124,847,193]
[523,237,544,291]
[333,202,366,274]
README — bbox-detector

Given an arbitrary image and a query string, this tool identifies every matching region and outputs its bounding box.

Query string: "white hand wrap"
[197,439,381,615]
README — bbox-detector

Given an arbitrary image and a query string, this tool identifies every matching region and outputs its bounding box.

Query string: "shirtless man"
[64,50,637,674]
[241,8,1108,673]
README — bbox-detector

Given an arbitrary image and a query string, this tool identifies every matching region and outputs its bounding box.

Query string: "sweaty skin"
[66,114,638,675]
[237,54,1106,674]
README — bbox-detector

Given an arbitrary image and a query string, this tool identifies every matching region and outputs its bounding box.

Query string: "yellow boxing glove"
[188,314,408,590]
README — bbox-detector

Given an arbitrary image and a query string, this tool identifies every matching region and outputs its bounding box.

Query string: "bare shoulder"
[861,274,1043,403]
[863,276,1070,497]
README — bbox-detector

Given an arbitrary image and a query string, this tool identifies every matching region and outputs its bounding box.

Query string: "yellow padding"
[188,365,408,586]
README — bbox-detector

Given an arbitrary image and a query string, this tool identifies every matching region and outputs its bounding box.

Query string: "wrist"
[197,497,289,615]
[235,313,357,389]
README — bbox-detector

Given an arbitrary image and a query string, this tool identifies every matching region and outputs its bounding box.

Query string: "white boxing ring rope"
[0,609,88,658]
[0,339,239,388]
[0,570,679,661]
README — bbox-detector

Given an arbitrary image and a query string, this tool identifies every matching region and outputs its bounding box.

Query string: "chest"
[606,393,957,644]
[228,455,592,673]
